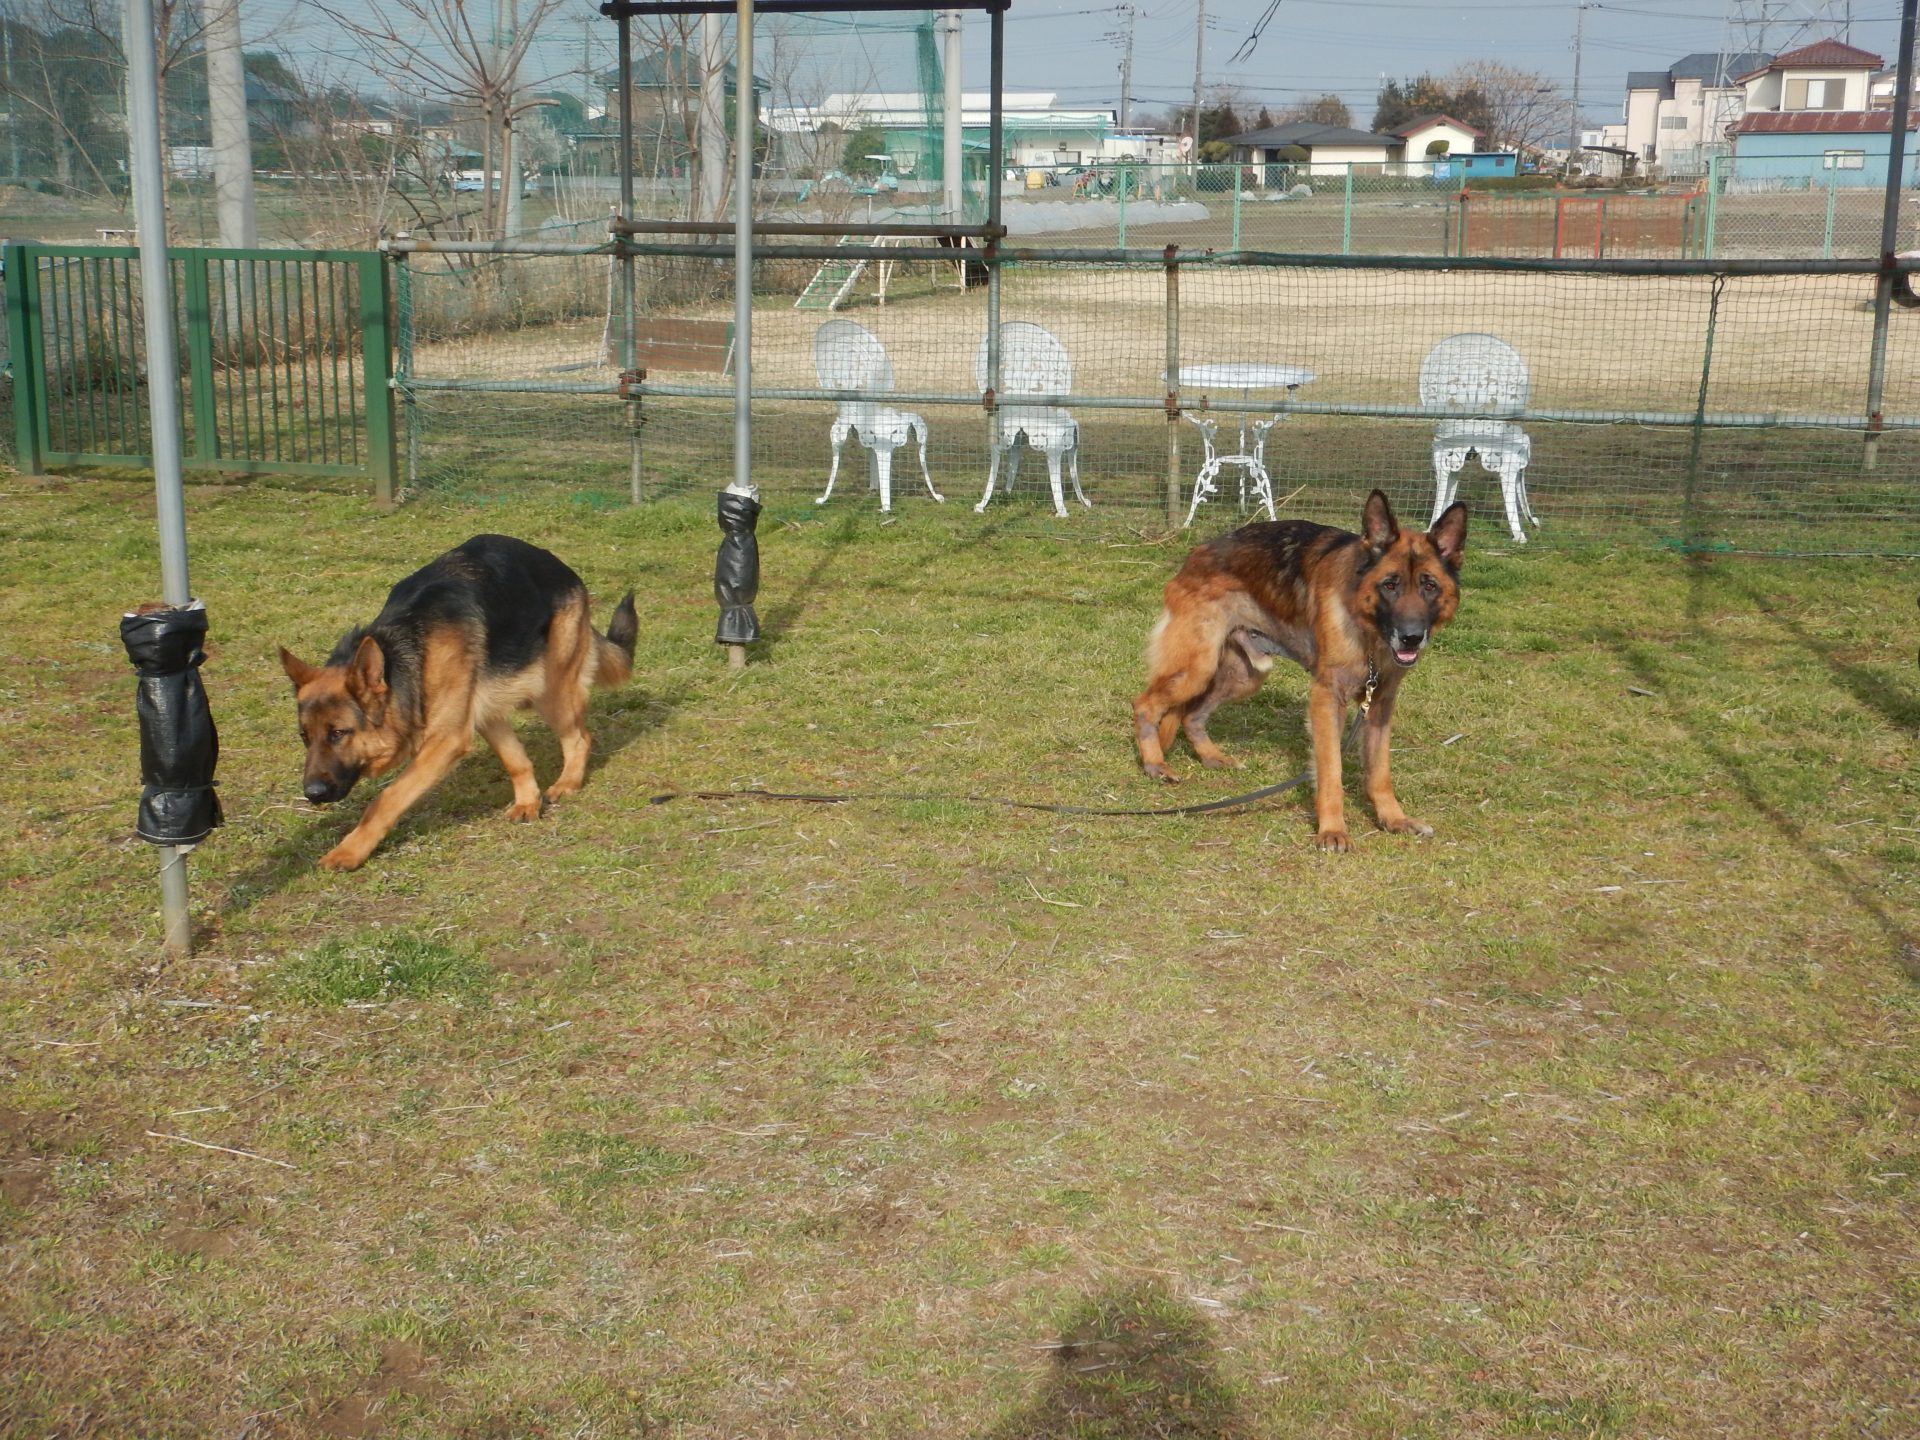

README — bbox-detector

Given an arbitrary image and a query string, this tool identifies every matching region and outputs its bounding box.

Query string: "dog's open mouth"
[1392,644,1423,667]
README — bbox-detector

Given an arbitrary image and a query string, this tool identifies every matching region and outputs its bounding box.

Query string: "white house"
[1219,121,1398,176]
[1389,114,1484,162]
[1736,39,1880,114]
[1623,51,1769,174]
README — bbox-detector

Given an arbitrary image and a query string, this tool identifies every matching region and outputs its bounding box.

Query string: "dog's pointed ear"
[1361,489,1399,550]
[1429,501,1468,571]
[345,635,388,719]
[279,647,318,691]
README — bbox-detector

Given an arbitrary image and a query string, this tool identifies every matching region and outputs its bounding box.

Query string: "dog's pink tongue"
[1395,647,1421,665]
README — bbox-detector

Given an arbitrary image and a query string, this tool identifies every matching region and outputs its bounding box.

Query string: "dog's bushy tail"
[593,591,638,686]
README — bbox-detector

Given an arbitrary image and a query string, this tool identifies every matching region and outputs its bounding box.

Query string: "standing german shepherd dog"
[1133,491,1467,852]
[279,535,637,871]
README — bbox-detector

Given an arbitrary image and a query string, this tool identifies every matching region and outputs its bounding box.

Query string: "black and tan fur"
[279,535,637,871]
[1133,490,1467,851]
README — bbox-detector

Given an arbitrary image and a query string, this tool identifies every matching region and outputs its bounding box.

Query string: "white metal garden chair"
[813,319,941,513]
[973,321,1087,518]
[1420,332,1539,543]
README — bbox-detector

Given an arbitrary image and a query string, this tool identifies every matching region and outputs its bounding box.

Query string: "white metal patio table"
[1170,362,1315,527]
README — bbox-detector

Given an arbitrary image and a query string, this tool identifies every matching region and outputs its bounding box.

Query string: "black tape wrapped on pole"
[120,602,223,846]
[714,482,761,648]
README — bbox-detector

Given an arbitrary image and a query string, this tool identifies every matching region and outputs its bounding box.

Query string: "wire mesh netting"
[397,249,1920,555]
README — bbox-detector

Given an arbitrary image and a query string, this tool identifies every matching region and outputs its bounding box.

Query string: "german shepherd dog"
[279,535,637,871]
[1133,491,1467,852]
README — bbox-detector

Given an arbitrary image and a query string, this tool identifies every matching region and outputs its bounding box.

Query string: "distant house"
[1389,114,1484,161]
[1623,51,1770,175]
[1726,40,1907,188]
[1219,121,1399,176]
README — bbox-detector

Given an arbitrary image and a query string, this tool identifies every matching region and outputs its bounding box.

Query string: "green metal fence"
[3,244,396,501]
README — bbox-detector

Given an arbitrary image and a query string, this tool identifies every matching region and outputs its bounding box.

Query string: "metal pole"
[1865,0,1918,471]
[942,8,963,222]
[733,0,753,495]
[1117,3,1134,132]
[985,3,1003,429]
[1164,244,1180,529]
[1188,0,1204,172]
[1342,162,1353,254]
[618,11,641,501]
[126,0,192,960]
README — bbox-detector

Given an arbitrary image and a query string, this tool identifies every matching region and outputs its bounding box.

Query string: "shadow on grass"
[982,1282,1250,1440]
[1605,556,1918,982]
[1719,566,1920,733]
[215,682,688,919]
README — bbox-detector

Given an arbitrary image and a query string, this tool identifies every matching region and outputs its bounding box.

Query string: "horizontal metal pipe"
[611,218,1002,238]
[381,235,1920,276]
[398,377,1920,429]
[601,0,1008,13]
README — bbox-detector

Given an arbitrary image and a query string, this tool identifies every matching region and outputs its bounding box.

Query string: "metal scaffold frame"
[593,0,1013,500]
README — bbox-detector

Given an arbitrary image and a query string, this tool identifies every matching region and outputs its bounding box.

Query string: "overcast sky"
[238,0,1911,132]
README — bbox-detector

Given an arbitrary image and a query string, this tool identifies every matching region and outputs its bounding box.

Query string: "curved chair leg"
[871,441,898,512]
[1044,447,1067,518]
[1495,457,1528,543]
[1068,444,1089,508]
[1005,443,1024,493]
[976,442,1003,513]
[1517,466,1541,528]
[819,420,851,505]
[914,420,942,502]
[1429,446,1459,527]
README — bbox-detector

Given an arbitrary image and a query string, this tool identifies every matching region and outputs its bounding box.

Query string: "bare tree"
[318,0,570,235]
[1446,61,1565,158]
[1277,93,1351,128]
[0,0,122,197]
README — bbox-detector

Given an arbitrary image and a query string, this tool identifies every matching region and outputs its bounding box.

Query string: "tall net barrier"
[398,246,1920,555]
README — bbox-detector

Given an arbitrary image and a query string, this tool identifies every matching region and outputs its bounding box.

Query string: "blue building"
[1431,152,1520,182]
[1727,111,1920,189]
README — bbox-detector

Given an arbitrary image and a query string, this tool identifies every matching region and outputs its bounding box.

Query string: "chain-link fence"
[394,242,1920,555]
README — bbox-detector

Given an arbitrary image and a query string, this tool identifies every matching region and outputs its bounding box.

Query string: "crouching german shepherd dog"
[279,535,637,871]
[1133,491,1467,852]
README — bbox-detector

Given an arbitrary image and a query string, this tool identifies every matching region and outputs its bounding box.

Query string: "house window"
[1786,77,1845,109]
[1822,149,1866,170]
[1660,117,1689,129]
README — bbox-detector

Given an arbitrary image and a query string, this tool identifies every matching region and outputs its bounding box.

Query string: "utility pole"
[204,0,256,248]
[698,13,727,220]
[1189,0,1205,166]
[1117,3,1136,132]
[941,8,963,221]
[1567,0,1587,171]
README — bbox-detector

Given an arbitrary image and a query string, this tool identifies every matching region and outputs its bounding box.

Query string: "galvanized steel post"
[1164,244,1181,530]
[1864,0,1918,472]
[126,0,194,959]
[733,0,753,496]
[617,9,642,501]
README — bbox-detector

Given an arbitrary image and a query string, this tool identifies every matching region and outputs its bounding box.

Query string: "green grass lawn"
[3,474,1918,1438]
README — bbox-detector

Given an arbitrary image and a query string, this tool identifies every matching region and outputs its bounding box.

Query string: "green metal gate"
[4,245,396,502]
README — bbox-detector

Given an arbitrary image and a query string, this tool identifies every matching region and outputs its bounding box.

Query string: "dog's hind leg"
[1133,601,1226,782]
[1182,634,1271,769]
[478,714,542,821]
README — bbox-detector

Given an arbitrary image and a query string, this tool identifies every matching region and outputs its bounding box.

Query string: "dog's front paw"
[1380,816,1434,839]
[1198,752,1242,770]
[505,799,542,822]
[1315,827,1351,853]
[1142,762,1179,784]
[544,778,582,801]
[318,843,369,872]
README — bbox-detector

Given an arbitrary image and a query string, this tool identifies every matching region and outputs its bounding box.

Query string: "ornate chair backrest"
[813,319,896,392]
[976,321,1073,398]
[1418,332,1529,416]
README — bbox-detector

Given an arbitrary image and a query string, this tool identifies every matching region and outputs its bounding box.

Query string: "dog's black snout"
[303,779,335,804]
